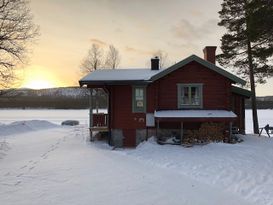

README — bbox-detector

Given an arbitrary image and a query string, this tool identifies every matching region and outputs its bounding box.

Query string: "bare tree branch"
[80,43,103,74]
[105,45,121,69]
[0,0,39,88]
[80,43,121,73]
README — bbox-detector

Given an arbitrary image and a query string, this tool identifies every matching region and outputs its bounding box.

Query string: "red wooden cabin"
[79,46,251,147]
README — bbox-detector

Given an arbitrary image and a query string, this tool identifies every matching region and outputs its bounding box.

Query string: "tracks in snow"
[0,128,76,188]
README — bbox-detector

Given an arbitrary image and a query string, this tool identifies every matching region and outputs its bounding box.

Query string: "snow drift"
[0,120,58,137]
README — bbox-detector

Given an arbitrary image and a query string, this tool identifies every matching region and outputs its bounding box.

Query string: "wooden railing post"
[180,122,184,145]
[89,88,94,141]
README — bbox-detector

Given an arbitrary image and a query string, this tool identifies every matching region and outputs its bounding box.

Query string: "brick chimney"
[203,46,217,64]
[151,56,159,70]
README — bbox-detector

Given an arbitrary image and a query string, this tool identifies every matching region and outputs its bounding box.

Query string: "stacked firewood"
[183,123,225,144]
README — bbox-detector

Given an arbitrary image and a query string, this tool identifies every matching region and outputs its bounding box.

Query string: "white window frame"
[177,83,203,109]
[132,86,146,113]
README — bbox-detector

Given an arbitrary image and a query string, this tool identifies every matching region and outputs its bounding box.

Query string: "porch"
[90,113,108,132]
[88,88,110,142]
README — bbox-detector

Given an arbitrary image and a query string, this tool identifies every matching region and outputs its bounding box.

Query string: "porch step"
[90,126,109,132]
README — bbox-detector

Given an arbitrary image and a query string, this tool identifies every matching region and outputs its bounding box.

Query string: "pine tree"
[217,0,273,134]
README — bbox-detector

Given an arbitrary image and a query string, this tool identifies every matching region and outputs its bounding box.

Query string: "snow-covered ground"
[0,109,273,205]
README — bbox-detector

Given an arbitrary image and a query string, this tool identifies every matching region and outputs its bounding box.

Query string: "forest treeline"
[0,87,107,109]
[0,87,272,109]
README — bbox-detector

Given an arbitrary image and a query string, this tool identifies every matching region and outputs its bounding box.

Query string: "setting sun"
[20,65,65,89]
[23,79,55,89]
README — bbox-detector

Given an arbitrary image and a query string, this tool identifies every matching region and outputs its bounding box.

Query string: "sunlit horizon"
[19,65,69,90]
[22,79,56,90]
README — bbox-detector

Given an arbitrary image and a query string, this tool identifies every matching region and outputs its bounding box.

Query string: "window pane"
[182,87,190,105]
[184,87,189,97]
[135,88,143,100]
[191,87,196,96]
[139,89,143,97]
[191,86,200,105]
[135,89,139,97]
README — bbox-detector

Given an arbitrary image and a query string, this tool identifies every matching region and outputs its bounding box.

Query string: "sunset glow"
[21,65,63,89]
[23,79,55,89]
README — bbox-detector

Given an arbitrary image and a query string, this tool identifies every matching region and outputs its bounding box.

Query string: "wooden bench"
[259,124,273,137]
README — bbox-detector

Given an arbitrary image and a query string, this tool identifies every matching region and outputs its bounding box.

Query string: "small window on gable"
[132,86,146,113]
[178,84,203,109]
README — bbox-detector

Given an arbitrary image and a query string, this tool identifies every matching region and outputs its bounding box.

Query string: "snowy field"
[0,109,273,205]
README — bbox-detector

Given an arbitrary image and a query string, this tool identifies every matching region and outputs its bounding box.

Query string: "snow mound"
[0,120,58,137]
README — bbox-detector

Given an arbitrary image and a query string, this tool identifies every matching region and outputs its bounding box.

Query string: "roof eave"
[231,86,252,98]
[79,80,151,86]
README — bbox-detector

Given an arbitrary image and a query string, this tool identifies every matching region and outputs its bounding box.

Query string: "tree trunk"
[247,40,259,134]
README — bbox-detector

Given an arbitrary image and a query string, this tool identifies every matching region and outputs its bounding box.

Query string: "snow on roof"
[80,68,162,82]
[154,110,237,118]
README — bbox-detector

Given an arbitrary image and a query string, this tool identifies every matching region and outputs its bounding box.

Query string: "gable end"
[150,55,246,85]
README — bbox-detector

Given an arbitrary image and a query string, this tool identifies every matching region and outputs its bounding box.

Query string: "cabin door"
[123,129,136,147]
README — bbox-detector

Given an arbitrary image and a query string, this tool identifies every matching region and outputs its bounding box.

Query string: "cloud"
[171,19,219,41]
[189,9,204,17]
[90,38,108,47]
[125,46,154,55]
[172,20,198,40]
[168,41,199,51]
[168,18,224,58]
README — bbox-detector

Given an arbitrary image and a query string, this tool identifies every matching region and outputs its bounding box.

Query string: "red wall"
[110,85,146,129]
[147,61,232,112]
[109,61,234,130]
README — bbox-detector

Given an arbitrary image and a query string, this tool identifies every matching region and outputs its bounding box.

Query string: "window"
[132,86,146,113]
[177,84,203,109]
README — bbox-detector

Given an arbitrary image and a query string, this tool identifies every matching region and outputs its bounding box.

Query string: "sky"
[18,0,273,96]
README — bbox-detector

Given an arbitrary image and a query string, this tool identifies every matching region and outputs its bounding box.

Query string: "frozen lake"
[0,109,272,133]
[245,109,273,133]
[0,109,89,126]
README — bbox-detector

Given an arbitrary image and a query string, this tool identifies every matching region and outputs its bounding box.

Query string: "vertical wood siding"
[150,61,232,110]
[111,85,146,129]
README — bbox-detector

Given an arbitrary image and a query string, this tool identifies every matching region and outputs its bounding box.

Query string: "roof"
[231,86,252,98]
[79,55,246,86]
[79,68,161,85]
[154,110,237,118]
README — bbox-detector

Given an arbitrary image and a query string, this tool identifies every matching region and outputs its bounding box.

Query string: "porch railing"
[92,113,108,128]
